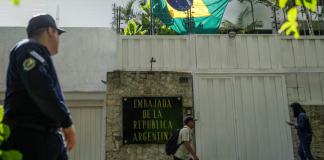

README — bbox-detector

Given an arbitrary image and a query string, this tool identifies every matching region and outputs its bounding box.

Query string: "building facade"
[115,34,324,160]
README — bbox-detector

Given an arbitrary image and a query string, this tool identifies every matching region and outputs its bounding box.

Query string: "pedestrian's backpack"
[165,128,184,156]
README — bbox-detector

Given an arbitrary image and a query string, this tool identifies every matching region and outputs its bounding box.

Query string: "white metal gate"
[68,106,104,160]
[194,74,294,160]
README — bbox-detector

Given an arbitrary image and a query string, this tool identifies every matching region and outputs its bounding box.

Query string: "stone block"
[142,152,149,159]
[151,144,159,154]
[136,154,143,160]
[106,151,113,158]
[112,151,119,157]
[130,73,136,79]
[126,77,133,83]
[114,95,121,100]
[114,89,120,94]
[158,144,165,154]
[140,73,147,79]
[108,84,115,90]
[138,78,144,83]
[123,88,131,95]
[314,130,324,137]
[147,74,154,79]
[108,94,114,100]
[108,100,115,106]
[107,135,113,143]
[137,146,142,154]
[113,132,120,136]
[112,123,121,132]
[114,107,122,114]
[126,147,137,157]
[138,90,144,95]
[154,73,161,80]
[107,118,114,125]
[107,107,114,117]
[138,84,144,90]
[106,141,114,151]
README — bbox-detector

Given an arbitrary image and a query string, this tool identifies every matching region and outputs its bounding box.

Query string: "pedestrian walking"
[287,102,315,160]
[174,116,199,160]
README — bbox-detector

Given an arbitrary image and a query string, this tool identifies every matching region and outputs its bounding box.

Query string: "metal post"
[316,2,320,35]
[302,12,307,35]
[113,3,116,32]
[322,0,324,35]
[186,6,189,34]
[150,0,153,35]
[274,7,278,33]
[117,6,119,34]
[318,2,321,35]
[283,9,286,21]
[189,6,192,34]
[309,9,313,34]
[302,5,314,35]
[119,7,121,34]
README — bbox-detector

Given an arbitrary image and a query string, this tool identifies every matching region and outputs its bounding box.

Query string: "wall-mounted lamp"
[186,108,192,115]
[149,57,156,74]
[183,107,193,116]
[101,80,106,85]
[229,31,236,37]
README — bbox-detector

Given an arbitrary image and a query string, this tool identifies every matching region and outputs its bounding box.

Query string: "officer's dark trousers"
[0,128,68,160]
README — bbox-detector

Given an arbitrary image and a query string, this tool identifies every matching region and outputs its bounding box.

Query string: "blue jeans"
[298,136,315,160]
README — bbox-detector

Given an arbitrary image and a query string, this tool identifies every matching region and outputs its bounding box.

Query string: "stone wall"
[106,71,193,160]
[289,106,324,160]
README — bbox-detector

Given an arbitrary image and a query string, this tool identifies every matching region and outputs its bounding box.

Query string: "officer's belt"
[3,115,58,133]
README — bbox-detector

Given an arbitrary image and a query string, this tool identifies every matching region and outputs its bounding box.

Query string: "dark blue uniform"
[1,39,72,160]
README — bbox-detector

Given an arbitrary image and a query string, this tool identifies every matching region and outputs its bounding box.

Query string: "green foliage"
[124,20,147,35]
[279,0,318,37]
[9,0,20,6]
[0,105,22,160]
[236,6,251,27]
[237,0,269,30]
[122,0,138,21]
[123,0,178,35]
[110,0,140,29]
[0,124,11,143]
[139,1,165,33]
[157,25,178,35]
[1,150,23,160]
[220,6,264,34]
[312,8,324,30]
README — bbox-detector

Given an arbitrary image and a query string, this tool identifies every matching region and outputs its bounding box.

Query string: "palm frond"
[247,19,264,29]
[253,19,264,28]
[236,6,251,28]
[138,0,146,6]
[222,19,239,28]
[121,0,137,23]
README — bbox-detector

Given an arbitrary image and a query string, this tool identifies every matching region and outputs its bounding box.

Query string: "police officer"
[1,14,76,160]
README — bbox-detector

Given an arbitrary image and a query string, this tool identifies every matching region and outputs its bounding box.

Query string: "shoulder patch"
[23,58,36,71]
[29,51,45,63]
